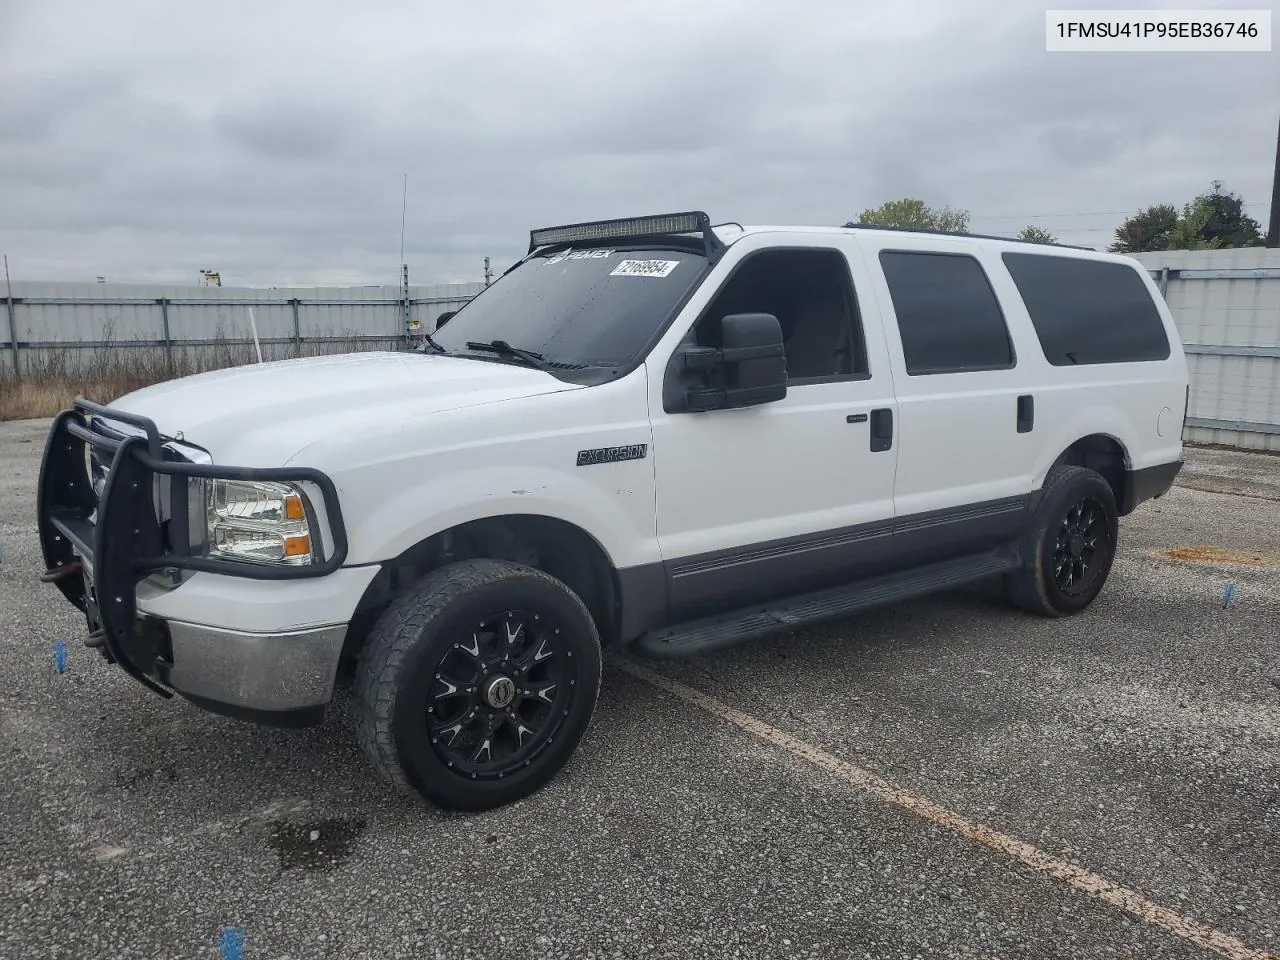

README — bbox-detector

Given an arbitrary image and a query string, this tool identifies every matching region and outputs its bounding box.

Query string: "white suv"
[37,211,1188,810]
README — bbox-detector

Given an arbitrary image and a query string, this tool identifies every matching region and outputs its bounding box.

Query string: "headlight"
[206,479,314,565]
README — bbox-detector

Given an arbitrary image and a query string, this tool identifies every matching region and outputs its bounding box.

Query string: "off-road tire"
[354,559,602,811]
[1004,465,1119,617]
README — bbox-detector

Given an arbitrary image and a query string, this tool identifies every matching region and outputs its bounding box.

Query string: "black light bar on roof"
[528,211,725,261]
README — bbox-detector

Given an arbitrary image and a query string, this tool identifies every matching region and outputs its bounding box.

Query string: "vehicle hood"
[109,351,581,465]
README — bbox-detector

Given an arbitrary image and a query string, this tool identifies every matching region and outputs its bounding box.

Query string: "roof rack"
[842,222,1095,251]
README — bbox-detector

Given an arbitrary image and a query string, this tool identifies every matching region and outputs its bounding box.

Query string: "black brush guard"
[37,397,348,698]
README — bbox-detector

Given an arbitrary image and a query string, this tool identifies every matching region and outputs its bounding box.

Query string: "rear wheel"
[1005,465,1119,617]
[354,559,602,810]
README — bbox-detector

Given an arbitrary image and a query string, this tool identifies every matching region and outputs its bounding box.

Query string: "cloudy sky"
[0,0,1274,287]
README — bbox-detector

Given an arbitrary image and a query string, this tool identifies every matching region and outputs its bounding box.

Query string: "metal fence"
[1,280,485,376]
[1132,248,1280,453]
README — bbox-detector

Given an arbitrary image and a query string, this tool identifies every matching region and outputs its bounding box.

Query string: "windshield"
[431,246,708,369]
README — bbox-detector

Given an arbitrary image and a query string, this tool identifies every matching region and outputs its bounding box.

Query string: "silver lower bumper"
[162,620,347,715]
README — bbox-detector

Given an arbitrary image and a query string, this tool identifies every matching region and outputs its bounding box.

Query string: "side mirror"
[665,312,788,413]
[435,311,456,330]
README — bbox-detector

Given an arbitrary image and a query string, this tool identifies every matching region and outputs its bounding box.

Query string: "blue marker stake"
[220,926,245,960]
[54,639,67,674]
[1223,584,1235,609]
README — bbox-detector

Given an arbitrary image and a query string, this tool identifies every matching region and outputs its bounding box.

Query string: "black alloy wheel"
[355,559,602,811]
[1052,495,1110,597]
[1005,465,1120,617]
[426,609,576,781]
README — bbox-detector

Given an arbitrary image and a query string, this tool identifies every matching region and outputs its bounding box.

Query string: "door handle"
[1017,394,1034,433]
[869,408,893,452]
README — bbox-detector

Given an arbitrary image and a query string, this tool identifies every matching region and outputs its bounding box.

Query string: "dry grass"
[1,379,130,421]
[0,332,401,421]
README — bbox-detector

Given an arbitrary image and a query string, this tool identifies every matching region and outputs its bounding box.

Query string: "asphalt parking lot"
[2,417,1278,960]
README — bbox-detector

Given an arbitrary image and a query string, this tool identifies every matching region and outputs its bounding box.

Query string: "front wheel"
[354,559,602,811]
[1005,465,1119,617]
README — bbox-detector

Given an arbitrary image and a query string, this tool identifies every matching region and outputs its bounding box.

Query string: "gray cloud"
[1,0,1274,286]
[214,98,371,160]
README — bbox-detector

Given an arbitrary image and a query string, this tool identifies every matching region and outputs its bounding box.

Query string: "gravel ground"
[1,418,1277,960]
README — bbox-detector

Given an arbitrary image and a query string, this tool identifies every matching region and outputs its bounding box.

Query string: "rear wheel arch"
[1048,433,1131,512]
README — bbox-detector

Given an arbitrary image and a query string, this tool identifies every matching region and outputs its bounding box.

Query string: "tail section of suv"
[38,211,1187,810]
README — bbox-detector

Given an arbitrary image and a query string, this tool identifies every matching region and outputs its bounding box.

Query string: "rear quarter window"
[1001,253,1171,366]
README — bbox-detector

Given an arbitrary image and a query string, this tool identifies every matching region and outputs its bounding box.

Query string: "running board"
[633,550,1019,659]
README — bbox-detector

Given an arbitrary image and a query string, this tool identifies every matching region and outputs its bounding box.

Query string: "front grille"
[89,439,115,495]
[86,419,132,525]
[85,417,192,553]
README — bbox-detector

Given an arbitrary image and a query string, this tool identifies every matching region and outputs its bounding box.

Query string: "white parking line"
[619,660,1279,960]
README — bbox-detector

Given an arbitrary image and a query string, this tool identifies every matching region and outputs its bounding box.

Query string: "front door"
[648,236,900,621]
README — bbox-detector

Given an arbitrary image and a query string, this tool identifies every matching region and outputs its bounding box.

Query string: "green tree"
[848,199,970,233]
[1166,197,1227,251]
[1172,180,1264,249]
[1016,225,1057,244]
[1110,184,1263,253]
[1109,204,1178,253]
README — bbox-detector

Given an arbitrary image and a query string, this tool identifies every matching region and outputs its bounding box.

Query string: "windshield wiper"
[414,329,447,354]
[464,340,552,370]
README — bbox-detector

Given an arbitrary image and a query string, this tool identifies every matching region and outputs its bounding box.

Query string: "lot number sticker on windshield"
[610,259,680,278]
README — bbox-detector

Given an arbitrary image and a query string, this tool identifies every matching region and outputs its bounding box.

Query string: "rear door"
[854,234,1044,560]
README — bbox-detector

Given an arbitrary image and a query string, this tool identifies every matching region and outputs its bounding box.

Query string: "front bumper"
[36,397,357,726]
[161,620,347,727]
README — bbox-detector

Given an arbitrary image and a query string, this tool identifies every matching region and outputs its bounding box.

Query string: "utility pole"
[1267,114,1280,248]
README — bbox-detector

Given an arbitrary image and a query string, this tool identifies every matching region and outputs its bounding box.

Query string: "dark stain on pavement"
[268,817,367,871]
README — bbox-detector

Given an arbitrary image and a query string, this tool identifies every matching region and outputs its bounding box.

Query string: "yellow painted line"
[619,660,1279,960]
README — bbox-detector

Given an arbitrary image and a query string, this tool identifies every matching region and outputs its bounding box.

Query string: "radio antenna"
[399,173,408,267]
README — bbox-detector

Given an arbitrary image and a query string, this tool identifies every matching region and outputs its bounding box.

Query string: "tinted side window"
[879,251,1014,375]
[1002,253,1171,365]
[699,248,868,381]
